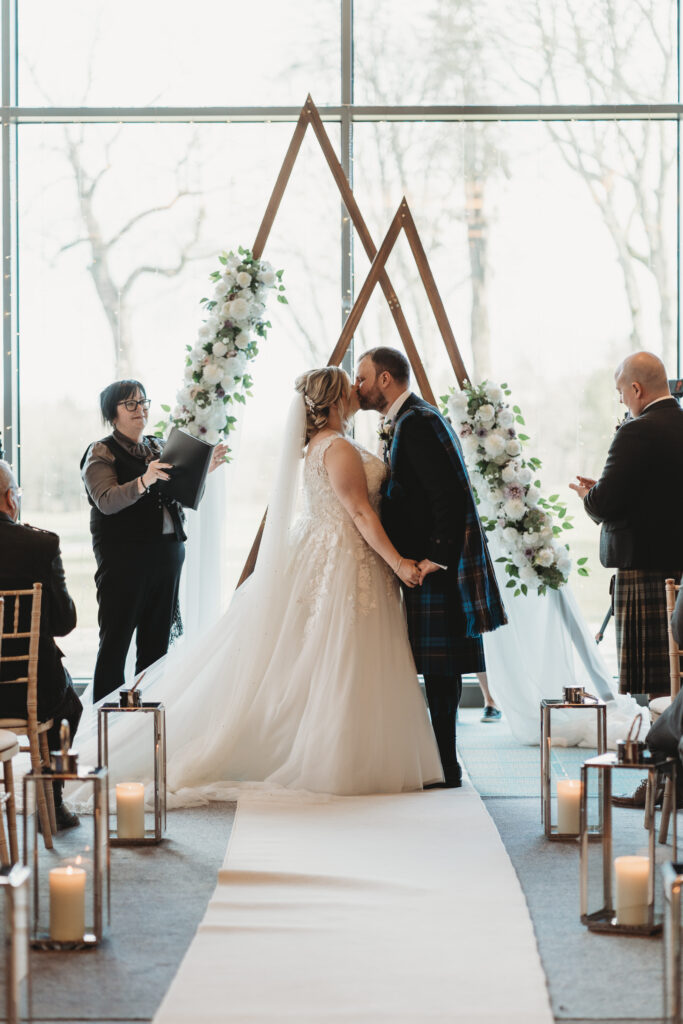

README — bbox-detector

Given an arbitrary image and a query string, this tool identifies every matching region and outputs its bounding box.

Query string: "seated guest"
[0,460,82,829]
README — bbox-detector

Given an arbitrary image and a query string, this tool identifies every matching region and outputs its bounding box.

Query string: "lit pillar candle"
[49,866,86,942]
[615,855,650,926]
[556,779,582,835]
[116,782,145,839]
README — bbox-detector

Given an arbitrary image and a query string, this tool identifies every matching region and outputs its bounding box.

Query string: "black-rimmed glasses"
[118,399,151,412]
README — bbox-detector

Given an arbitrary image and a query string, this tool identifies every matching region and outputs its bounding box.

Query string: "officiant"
[81,379,227,703]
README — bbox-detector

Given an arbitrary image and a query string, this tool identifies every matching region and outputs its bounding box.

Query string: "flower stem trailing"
[441,381,589,597]
[155,247,285,457]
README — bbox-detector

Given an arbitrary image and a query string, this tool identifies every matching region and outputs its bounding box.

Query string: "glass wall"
[5,0,681,677]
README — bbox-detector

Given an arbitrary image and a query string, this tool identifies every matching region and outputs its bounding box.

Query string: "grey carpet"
[10,712,674,1023]
[459,709,671,1023]
[17,804,236,1023]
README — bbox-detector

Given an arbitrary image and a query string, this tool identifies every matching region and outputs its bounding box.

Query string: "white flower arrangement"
[156,247,286,452]
[442,380,589,597]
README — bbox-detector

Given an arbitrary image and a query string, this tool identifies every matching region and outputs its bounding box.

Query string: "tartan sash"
[389,403,508,637]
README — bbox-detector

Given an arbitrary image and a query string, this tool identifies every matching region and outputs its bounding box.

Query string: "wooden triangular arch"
[237,98,470,584]
[248,95,468,399]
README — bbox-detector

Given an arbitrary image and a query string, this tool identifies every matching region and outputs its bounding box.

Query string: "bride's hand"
[396,557,421,588]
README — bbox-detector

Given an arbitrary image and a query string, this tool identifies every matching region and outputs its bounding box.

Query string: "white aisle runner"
[155,785,553,1023]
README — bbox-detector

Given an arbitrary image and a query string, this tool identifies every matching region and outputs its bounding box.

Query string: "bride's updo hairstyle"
[294,366,351,443]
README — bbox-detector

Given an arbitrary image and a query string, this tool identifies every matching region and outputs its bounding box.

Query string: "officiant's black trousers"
[92,538,185,703]
[423,673,462,771]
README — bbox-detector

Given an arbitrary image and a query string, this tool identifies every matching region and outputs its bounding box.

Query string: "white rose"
[448,391,468,416]
[198,323,214,340]
[176,385,193,405]
[497,408,514,428]
[505,438,522,456]
[226,256,240,272]
[476,403,495,422]
[485,384,503,404]
[223,272,236,289]
[518,466,532,484]
[502,526,519,546]
[501,464,518,484]
[221,302,233,318]
[212,340,228,358]
[172,404,184,420]
[227,351,248,376]
[235,331,250,350]
[258,269,277,286]
[186,421,200,437]
[556,548,572,573]
[488,486,504,504]
[460,434,479,456]
[483,434,506,458]
[214,281,228,298]
[236,271,252,288]
[535,547,554,567]
[183,364,195,382]
[526,485,540,506]
[202,363,223,386]
[229,298,249,319]
[519,565,540,587]
[503,497,526,521]
[192,342,207,361]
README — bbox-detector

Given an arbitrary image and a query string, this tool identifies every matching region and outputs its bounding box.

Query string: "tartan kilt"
[403,573,485,677]
[613,568,681,695]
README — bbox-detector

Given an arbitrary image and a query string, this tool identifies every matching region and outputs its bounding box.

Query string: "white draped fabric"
[483,564,649,747]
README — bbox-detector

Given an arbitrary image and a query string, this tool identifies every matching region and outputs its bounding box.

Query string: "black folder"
[158,427,215,510]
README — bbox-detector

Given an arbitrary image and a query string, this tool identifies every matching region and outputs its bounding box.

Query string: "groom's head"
[355,347,410,413]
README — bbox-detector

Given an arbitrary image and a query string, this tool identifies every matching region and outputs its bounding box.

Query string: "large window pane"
[352,119,677,662]
[354,0,677,106]
[18,122,341,675]
[18,0,340,106]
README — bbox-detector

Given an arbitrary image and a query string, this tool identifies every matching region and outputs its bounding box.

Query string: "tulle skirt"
[68,520,443,807]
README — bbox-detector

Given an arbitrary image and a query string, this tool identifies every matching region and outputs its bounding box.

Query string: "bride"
[72,367,443,804]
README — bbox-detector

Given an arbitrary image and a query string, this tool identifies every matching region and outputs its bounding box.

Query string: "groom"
[355,347,507,787]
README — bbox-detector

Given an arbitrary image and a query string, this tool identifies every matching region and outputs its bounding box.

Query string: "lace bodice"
[302,432,387,520]
[293,432,395,630]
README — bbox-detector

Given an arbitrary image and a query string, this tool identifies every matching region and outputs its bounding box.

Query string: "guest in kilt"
[356,347,507,788]
[571,351,683,699]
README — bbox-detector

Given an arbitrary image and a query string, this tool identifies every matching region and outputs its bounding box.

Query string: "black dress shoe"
[424,766,462,790]
[611,779,663,808]
[38,805,80,834]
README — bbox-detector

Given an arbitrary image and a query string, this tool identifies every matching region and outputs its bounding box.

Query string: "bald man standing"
[571,351,683,700]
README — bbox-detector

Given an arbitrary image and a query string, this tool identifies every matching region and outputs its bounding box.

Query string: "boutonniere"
[377,420,395,445]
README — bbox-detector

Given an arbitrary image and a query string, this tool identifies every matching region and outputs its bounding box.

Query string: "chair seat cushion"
[0,728,20,758]
[649,695,673,722]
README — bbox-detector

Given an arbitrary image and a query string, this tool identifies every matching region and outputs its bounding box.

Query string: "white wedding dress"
[69,403,443,807]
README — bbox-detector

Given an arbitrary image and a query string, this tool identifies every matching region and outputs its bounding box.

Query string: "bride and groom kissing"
[89,346,507,803]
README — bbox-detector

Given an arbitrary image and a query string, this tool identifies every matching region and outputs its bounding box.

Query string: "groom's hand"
[569,475,596,499]
[417,559,442,584]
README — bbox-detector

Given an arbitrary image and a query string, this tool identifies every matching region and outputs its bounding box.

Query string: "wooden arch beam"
[237,101,470,587]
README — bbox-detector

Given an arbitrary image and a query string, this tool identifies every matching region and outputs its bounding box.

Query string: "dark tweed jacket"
[0,512,77,721]
[382,394,506,638]
[584,397,683,570]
